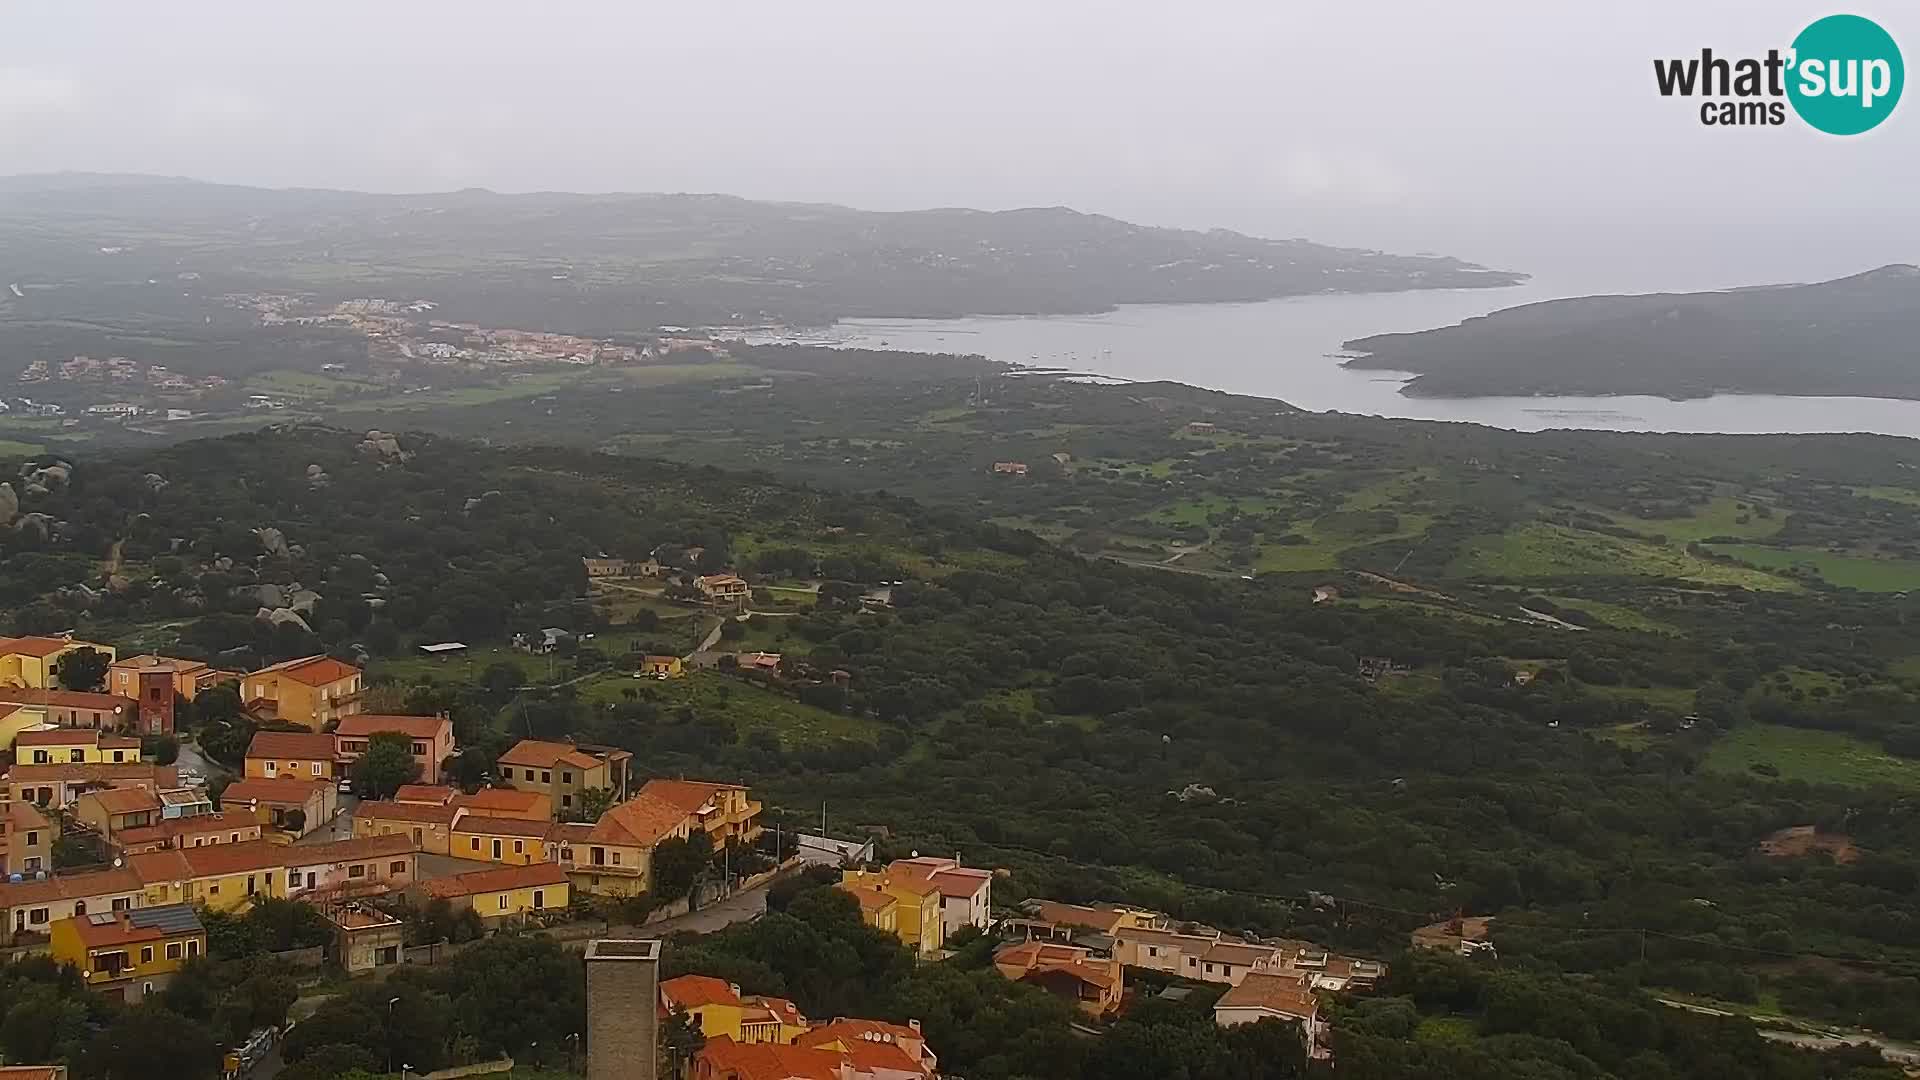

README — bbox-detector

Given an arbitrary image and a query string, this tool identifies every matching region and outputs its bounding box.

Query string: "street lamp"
[386,997,401,1074]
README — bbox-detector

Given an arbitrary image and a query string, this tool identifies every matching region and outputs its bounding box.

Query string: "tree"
[650,831,713,904]
[79,1004,224,1080]
[283,807,307,833]
[142,733,180,765]
[659,1006,706,1079]
[54,646,110,692]
[569,786,617,823]
[276,1043,381,1080]
[349,731,422,798]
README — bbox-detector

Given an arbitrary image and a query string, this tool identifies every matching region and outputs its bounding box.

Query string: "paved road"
[558,878,772,950]
[294,792,360,844]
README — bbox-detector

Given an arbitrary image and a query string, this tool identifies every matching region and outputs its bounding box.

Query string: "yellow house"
[0,636,117,691]
[557,792,692,896]
[243,730,340,781]
[71,787,164,836]
[0,867,147,938]
[639,778,762,847]
[0,703,48,752]
[0,801,53,876]
[495,739,631,820]
[658,975,807,1044]
[352,800,461,856]
[840,869,943,954]
[839,882,900,936]
[421,862,569,920]
[127,841,290,912]
[239,655,363,730]
[49,903,204,1002]
[451,816,552,865]
[13,728,143,766]
[640,655,684,678]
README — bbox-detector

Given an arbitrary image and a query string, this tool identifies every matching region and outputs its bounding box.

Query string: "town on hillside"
[0,625,1396,1080]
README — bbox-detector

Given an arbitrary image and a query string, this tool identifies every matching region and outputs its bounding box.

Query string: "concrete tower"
[584,938,661,1080]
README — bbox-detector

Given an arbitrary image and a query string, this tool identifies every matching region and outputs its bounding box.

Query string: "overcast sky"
[3,1,1914,288]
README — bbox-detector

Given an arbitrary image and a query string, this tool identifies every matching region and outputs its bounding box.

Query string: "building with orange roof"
[560,792,693,896]
[496,738,631,819]
[693,574,749,606]
[49,903,203,1001]
[108,654,227,702]
[0,800,52,876]
[127,839,292,912]
[638,778,761,847]
[71,786,164,835]
[352,799,464,855]
[452,815,553,865]
[838,866,943,955]
[220,776,336,837]
[692,1037,844,1080]
[796,1018,935,1076]
[660,975,808,1045]
[6,762,177,810]
[243,729,339,781]
[113,810,263,856]
[1213,971,1323,1057]
[992,940,1124,1017]
[453,785,551,821]
[12,727,143,765]
[284,834,417,903]
[0,688,137,731]
[0,635,116,692]
[882,857,993,939]
[393,783,457,805]
[333,714,455,784]
[0,1065,66,1080]
[0,867,145,940]
[420,861,569,921]
[838,881,901,935]
[239,655,363,730]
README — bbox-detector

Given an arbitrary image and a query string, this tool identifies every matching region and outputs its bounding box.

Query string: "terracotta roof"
[452,787,546,815]
[797,1018,925,1048]
[451,815,552,839]
[13,728,138,748]
[1033,900,1126,934]
[285,834,416,866]
[695,1037,845,1080]
[995,941,1119,990]
[175,840,286,878]
[422,861,568,898]
[115,811,257,847]
[660,974,740,1009]
[219,777,329,805]
[0,637,79,659]
[3,800,50,832]
[0,1066,64,1080]
[0,867,143,907]
[0,690,134,712]
[67,903,203,948]
[744,995,805,1030]
[497,739,603,769]
[1203,941,1279,967]
[840,883,899,914]
[335,714,449,740]
[1216,972,1318,1020]
[545,821,593,846]
[587,793,690,846]
[80,787,162,815]
[842,1039,926,1076]
[250,655,360,687]
[356,799,462,826]
[6,763,174,786]
[111,655,209,674]
[245,730,336,760]
[393,784,457,805]
[638,778,744,816]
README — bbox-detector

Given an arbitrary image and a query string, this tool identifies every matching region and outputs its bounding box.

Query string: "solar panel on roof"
[86,912,115,925]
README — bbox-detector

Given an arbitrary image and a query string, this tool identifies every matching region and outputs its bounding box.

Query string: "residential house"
[795,1019,937,1076]
[219,777,336,837]
[157,787,214,819]
[453,786,551,821]
[0,704,46,753]
[694,1033,935,1080]
[421,861,569,921]
[72,786,165,836]
[49,904,204,1002]
[884,857,993,939]
[352,800,462,856]
[239,655,363,730]
[7,763,176,809]
[838,871,942,954]
[694,574,750,605]
[843,884,899,935]
[660,974,808,1045]
[640,778,761,847]
[495,738,631,819]
[327,904,405,973]
[1411,915,1494,956]
[992,940,1123,1017]
[284,835,417,903]
[560,792,692,895]
[0,868,146,941]
[640,655,684,678]
[0,690,136,731]
[13,728,143,765]
[452,815,552,865]
[0,636,116,691]
[1016,899,1165,941]
[333,714,455,785]
[0,801,52,876]
[108,655,230,702]
[243,730,339,781]
[127,841,291,912]
[582,556,630,579]
[1213,972,1323,1059]
[0,1066,67,1080]
[114,811,263,856]
[393,784,457,806]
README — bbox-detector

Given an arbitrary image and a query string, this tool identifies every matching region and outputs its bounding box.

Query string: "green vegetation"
[1704,723,1920,790]
[1451,523,1796,589]
[1710,543,1920,591]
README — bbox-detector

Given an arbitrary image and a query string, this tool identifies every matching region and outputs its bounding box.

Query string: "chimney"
[584,939,661,1080]
[908,1019,921,1034]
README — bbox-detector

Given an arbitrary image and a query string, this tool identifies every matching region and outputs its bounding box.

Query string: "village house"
[992,940,1124,1017]
[114,811,263,856]
[845,885,899,934]
[0,1066,67,1080]
[0,704,44,751]
[559,791,693,895]
[1213,972,1325,1059]
[0,689,137,731]
[694,1032,935,1080]
[660,974,808,1045]
[239,655,363,730]
[582,556,630,579]
[453,785,551,821]
[353,799,463,855]
[640,654,684,678]
[694,574,751,606]
[243,730,339,781]
[795,1019,937,1077]
[495,738,631,819]
[0,801,52,876]
[127,841,293,912]
[0,636,117,691]
[72,787,166,836]
[641,778,762,847]
[6,763,177,810]
[838,870,943,955]
[12,727,143,765]
[0,867,146,941]
[1411,914,1495,956]
[1185,421,1218,435]
[219,776,336,837]
[421,861,569,922]
[283,834,418,903]
[326,903,406,973]
[863,857,993,940]
[108,655,232,702]
[452,815,553,865]
[49,903,204,1002]
[990,461,1029,476]
[333,714,456,784]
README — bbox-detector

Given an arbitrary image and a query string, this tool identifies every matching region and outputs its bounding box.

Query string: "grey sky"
[3,1,1914,287]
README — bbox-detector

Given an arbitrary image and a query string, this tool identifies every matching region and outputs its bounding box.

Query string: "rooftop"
[245,730,336,760]
[334,714,450,740]
[249,654,360,688]
[355,799,462,825]
[422,861,568,898]
[1216,972,1318,1019]
[218,776,329,805]
[497,738,604,770]
[587,792,691,847]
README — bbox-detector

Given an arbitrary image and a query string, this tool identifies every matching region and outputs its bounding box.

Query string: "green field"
[246,369,386,400]
[1545,594,1680,635]
[1704,723,1920,790]
[1855,485,1920,507]
[576,670,880,747]
[1451,524,1796,590]
[0,439,43,458]
[1600,496,1786,543]
[1709,544,1920,592]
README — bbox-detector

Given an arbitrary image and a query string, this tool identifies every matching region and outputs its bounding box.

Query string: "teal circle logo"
[1788,14,1903,134]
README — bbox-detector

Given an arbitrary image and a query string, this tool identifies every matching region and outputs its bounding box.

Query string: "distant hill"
[1342,265,1920,400]
[0,172,1520,329]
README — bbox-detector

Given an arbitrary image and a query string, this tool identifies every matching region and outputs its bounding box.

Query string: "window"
[25,830,37,846]
[1147,946,1158,957]
[540,770,551,784]
[561,771,573,784]
[591,846,605,866]
[513,840,524,854]
[265,761,277,776]
[31,750,48,764]
[1204,963,1214,974]
[28,909,47,925]
[141,946,153,964]
[230,833,240,843]
[612,851,621,865]
[112,897,129,911]
[390,860,405,874]
[412,742,427,755]
[208,884,219,896]
[113,750,126,763]
[167,942,182,959]
[187,939,198,957]
[533,889,545,910]
[68,749,83,763]
[348,864,366,878]
[498,894,509,910]
[247,875,257,894]
[143,982,154,996]
[470,837,481,852]
[561,794,572,808]
[74,901,87,916]
[412,828,422,846]
[311,762,322,775]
